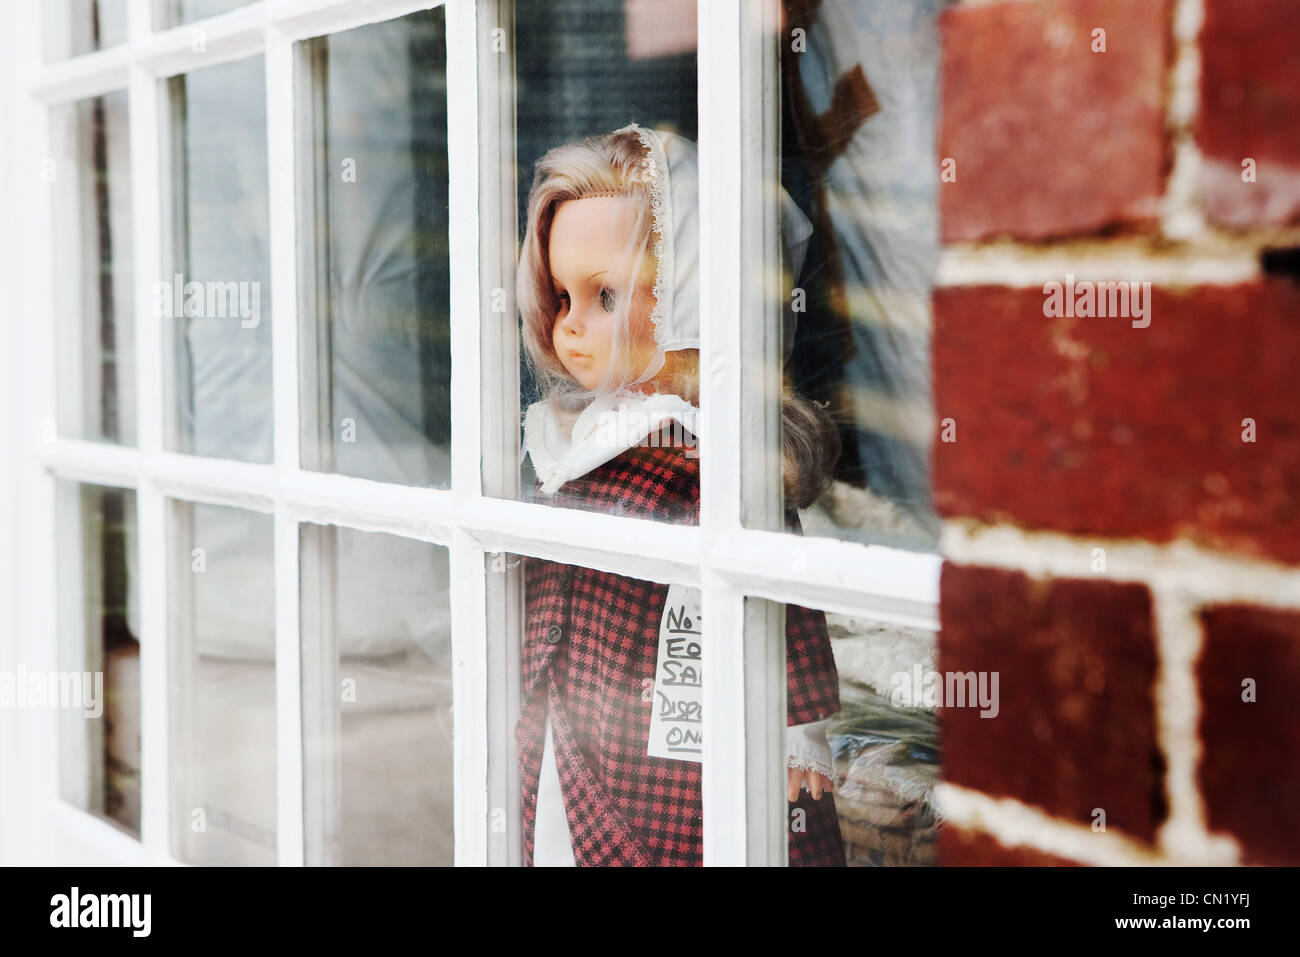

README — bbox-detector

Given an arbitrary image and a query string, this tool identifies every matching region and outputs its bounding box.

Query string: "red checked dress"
[516,425,846,866]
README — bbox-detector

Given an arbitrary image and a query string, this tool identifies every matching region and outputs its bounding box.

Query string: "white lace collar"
[523,391,700,495]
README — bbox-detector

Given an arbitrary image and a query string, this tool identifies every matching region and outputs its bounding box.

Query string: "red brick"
[939,0,1171,243]
[1197,604,1300,865]
[939,825,1084,867]
[940,564,1165,841]
[1197,0,1300,227]
[933,281,1300,565]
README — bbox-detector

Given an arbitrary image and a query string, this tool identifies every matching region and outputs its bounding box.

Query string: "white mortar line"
[1161,0,1207,240]
[940,520,1300,611]
[936,241,1258,287]
[949,0,1036,8]
[934,783,1164,865]
[1150,585,1241,863]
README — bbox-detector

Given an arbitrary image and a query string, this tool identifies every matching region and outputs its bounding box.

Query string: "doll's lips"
[565,349,591,360]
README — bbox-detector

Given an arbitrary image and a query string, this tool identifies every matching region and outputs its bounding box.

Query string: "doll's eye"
[599,287,616,312]
[554,291,570,310]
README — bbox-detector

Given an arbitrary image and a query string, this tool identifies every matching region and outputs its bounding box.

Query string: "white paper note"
[647,584,703,762]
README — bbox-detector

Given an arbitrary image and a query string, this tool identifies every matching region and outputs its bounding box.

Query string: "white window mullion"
[697,0,751,866]
[126,0,175,852]
[445,0,491,866]
[137,1,267,81]
[269,0,446,44]
[449,529,489,865]
[28,55,132,106]
[716,530,943,632]
[447,0,481,502]
[272,507,304,865]
[739,0,789,866]
[266,26,300,476]
[0,2,22,866]
[266,22,305,865]
[700,0,794,866]
[475,0,523,866]
[35,439,142,489]
[11,0,60,867]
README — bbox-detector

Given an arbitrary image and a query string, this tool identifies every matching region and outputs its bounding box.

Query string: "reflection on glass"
[514,0,698,513]
[52,91,136,445]
[821,609,940,867]
[57,481,140,836]
[168,501,275,865]
[166,57,272,463]
[299,9,451,487]
[778,0,944,550]
[44,0,129,61]
[300,526,452,865]
[155,0,252,28]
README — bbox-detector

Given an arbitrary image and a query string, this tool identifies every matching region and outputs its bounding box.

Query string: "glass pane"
[298,9,451,487]
[164,57,272,463]
[168,500,276,865]
[51,91,136,445]
[761,0,944,550]
[44,0,129,60]
[516,551,713,865]
[824,606,943,866]
[300,526,453,865]
[155,0,253,28]
[750,594,942,867]
[56,481,140,836]
[513,0,701,523]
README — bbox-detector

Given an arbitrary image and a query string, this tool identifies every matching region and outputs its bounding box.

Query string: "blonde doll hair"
[517,128,840,509]
[517,127,656,405]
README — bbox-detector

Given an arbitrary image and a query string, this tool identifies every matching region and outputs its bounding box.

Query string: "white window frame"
[1,0,941,868]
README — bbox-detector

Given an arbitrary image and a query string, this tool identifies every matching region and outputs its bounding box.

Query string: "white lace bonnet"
[612,123,816,385]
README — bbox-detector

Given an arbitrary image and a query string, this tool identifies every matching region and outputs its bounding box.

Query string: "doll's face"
[548,196,659,392]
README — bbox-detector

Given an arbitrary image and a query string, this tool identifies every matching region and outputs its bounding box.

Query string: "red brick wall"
[932,0,1300,866]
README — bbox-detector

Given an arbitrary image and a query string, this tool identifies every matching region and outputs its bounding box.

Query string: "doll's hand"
[787,767,834,802]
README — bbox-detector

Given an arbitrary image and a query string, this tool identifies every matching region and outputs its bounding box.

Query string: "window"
[56,481,141,836]
[6,0,940,867]
[773,0,944,553]
[165,55,273,462]
[51,88,136,446]
[167,500,276,864]
[44,0,129,61]
[299,11,452,487]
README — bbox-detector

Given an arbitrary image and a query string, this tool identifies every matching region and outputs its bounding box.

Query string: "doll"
[516,124,845,866]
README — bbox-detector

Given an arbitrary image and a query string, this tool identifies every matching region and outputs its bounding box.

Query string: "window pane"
[51,91,136,445]
[748,594,942,867]
[760,0,944,550]
[44,0,129,61]
[298,9,451,487]
[168,500,275,865]
[513,0,701,523]
[300,526,452,865]
[56,481,140,837]
[516,552,712,865]
[155,0,253,28]
[165,57,272,463]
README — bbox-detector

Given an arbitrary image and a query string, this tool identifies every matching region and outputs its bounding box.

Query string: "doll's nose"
[557,308,583,335]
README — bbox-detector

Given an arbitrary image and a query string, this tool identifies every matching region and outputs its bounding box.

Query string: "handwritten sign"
[647,584,703,762]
